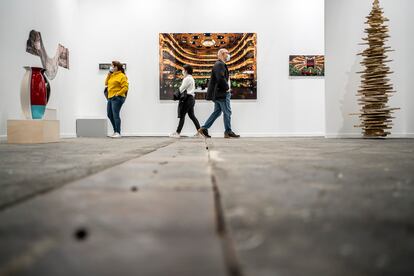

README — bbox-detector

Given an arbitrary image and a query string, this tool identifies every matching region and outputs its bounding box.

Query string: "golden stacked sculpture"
[354,0,399,137]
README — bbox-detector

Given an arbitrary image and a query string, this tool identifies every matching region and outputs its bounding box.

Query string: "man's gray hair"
[218,48,229,57]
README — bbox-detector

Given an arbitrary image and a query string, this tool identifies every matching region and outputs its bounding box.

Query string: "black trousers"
[177,95,200,133]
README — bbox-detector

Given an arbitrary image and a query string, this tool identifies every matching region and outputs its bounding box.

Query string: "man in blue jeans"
[198,48,240,139]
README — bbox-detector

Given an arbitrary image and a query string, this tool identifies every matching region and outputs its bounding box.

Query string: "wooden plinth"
[7,120,60,144]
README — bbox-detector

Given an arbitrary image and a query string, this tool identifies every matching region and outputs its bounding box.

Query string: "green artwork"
[289,55,324,76]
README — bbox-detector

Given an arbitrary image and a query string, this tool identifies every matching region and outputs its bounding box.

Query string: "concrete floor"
[0,138,173,210]
[0,137,413,276]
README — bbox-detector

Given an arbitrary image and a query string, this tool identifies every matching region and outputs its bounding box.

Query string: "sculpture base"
[7,120,60,144]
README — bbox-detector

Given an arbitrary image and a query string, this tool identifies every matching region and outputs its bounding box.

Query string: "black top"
[206,60,229,101]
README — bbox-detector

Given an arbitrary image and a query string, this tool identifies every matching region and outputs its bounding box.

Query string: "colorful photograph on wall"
[159,33,257,100]
[289,55,325,76]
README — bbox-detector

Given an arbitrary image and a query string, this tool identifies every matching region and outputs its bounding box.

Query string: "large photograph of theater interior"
[159,33,257,100]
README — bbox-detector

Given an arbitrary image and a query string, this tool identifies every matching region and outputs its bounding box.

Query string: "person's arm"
[105,73,111,86]
[179,77,190,93]
[116,75,129,96]
[214,62,229,91]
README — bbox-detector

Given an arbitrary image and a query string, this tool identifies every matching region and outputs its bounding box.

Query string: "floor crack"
[204,139,244,276]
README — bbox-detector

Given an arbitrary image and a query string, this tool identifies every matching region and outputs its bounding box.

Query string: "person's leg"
[187,97,201,130]
[176,97,191,133]
[176,116,185,133]
[202,101,223,129]
[107,99,116,133]
[222,92,232,133]
[111,96,125,134]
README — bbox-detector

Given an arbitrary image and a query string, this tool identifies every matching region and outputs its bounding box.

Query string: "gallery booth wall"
[0,0,325,138]
[325,0,414,138]
[76,0,325,137]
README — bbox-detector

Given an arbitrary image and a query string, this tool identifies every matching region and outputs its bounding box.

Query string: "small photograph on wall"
[289,55,325,76]
[159,33,257,100]
[99,63,127,70]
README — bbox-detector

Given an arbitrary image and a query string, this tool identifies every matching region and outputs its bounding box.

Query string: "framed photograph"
[159,33,257,100]
[289,55,325,76]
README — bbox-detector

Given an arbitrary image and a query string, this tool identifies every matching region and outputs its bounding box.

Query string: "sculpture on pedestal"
[354,0,399,137]
[21,30,69,120]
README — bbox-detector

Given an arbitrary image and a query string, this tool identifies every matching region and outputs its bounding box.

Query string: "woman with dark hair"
[105,61,129,138]
[170,64,201,138]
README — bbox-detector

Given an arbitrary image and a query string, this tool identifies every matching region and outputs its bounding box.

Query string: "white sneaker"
[169,132,181,138]
[111,132,121,138]
[193,132,202,138]
[108,132,115,137]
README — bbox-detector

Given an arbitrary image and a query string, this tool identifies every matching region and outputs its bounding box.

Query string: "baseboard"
[325,133,414,139]
[392,133,414,138]
[237,132,325,138]
[119,132,325,138]
[4,132,413,140]
[325,133,361,139]
[60,133,77,139]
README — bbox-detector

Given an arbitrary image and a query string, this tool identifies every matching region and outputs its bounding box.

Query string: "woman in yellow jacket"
[105,61,129,138]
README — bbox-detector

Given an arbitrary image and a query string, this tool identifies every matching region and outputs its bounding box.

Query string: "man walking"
[198,49,240,138]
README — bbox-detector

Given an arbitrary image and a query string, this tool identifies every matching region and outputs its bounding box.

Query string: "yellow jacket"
[105,71,129,98]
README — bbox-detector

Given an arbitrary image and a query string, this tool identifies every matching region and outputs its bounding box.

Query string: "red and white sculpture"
[21,30,69,120]
[20,67,50,120]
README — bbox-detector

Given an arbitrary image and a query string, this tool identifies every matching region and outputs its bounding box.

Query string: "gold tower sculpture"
[354,0,399,137]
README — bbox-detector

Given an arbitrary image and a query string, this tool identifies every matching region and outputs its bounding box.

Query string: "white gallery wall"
[76,0,325,137]
[0,0,324,138]
[1,0,412,139]
[0,0,80,138]
[325,0,414,138]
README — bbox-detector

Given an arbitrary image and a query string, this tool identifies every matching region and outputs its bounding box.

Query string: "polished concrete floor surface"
[0,137,413,276]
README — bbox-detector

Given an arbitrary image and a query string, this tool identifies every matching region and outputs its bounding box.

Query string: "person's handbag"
[173,90,187,101]
[173,90,180,101]
[104,87,108,99]
[180,90,187,101]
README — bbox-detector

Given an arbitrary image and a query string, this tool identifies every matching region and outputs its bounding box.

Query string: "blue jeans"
[107,96,125,134]
[202,92,232,133]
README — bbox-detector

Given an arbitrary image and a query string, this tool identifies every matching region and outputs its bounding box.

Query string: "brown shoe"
[224,131,240,138]
[198,128,211,138]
